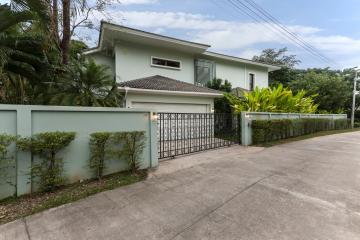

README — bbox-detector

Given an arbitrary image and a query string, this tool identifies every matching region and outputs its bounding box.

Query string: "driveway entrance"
[157,113,241,159]
[2,131,360,240]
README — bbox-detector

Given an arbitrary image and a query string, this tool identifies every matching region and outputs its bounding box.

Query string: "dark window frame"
[249,73,255,91]
[151,56,182,70]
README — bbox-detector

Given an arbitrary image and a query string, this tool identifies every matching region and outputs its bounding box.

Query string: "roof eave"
[202,51,281,71]
[118,87,223,98]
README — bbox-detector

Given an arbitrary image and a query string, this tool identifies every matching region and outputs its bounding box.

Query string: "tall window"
[249,73,255,91]
[195,59,216,86]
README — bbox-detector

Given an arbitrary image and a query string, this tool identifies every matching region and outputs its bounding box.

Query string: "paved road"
[1,131,360,240]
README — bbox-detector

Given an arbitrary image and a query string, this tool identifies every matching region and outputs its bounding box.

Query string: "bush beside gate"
[252,118,350,144]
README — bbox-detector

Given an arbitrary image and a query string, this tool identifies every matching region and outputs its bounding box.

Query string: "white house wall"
[245,64,269,89]
[114,41,196,83]
[215,60,246,89]
[87,42,270,90]
[208,58,269,90]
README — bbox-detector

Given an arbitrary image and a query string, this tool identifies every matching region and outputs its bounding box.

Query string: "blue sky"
[87,0,360,69]
[3,0,360,69]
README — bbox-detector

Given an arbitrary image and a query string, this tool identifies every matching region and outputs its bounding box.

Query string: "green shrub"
[17,132,76,192]
[110,131,146,173]
[0,134,17,190]
[89,132,112,180]
[252,118,350,144]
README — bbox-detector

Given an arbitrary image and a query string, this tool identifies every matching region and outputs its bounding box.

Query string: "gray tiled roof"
[117,75,222,94]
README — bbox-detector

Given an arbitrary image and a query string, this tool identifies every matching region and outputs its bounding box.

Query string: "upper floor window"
[151,56,181,70]
[249,73,255,91]
[195,59,216,87]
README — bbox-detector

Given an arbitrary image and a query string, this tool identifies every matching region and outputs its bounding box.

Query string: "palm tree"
[0,0,52,81]
[50,59,123,107]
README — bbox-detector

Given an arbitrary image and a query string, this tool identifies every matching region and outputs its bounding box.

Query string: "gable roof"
[83,21,281,71]
[117,75,223,97]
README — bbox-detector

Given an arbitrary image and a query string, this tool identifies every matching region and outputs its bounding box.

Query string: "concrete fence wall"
[241,112,348,146]
[0,105,158,200]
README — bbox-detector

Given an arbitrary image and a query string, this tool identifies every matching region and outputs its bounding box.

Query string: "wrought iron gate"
[158,113,241,159]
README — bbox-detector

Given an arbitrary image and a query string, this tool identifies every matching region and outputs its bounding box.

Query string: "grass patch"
[255,128,360,147]
[0,170,147,225]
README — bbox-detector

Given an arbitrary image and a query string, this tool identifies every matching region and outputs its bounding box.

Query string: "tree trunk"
[61,0,71,64]
[51,0,60,44]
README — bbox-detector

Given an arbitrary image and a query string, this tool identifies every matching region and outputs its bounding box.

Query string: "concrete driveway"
[1,131,360,240]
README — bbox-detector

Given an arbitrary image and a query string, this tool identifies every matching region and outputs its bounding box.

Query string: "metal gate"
[158,113,241,159]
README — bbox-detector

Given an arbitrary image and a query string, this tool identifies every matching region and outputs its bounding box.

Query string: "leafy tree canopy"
[253,48,301,86]
[289,71,351,113]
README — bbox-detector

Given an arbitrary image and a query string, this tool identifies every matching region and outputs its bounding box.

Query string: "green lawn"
[0,170,147,225]
[255,128,360,147]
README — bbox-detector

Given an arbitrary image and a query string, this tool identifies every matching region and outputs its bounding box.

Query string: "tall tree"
[289,71,351,113]
[49,0,115,64]
[253,48,301,86]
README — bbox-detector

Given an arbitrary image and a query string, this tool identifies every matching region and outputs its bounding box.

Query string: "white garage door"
[131,102,209,113]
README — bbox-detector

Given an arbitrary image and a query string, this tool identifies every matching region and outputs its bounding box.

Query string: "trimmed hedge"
[252,118,351,144]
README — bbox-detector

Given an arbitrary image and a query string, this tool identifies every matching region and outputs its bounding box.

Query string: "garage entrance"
[132,102,210,113]
[158,113,241,159]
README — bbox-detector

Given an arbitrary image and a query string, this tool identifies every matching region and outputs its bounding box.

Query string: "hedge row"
[252,118,351,144]
[0,131,146,194]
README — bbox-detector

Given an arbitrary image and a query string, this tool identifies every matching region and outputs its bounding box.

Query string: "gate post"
[237,113,241,144]
[241,112,252,146]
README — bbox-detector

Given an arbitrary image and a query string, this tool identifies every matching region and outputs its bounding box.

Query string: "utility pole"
[351,68,360,128]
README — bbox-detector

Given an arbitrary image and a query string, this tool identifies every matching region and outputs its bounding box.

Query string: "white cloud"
[88,10,360,68]
[120,0,158,5]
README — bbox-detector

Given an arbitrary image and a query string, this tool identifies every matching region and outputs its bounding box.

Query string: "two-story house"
[84,21,280,113]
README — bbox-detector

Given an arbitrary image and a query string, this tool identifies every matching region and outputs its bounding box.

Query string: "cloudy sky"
[4,0,360,69]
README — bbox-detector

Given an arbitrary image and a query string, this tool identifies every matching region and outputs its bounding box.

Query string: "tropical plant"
[89,132,112,180]
[17,131,76,192]
[50,59,123,107]
[225,84,318,113]
[0,1,53,82]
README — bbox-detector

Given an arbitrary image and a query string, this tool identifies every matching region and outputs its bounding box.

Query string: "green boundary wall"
[0,105,158,200]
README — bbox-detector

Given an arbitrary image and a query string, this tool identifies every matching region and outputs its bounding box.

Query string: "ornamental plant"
[110,132,146,173]
[225,84,318,113]
[17,132,76,192]
[89,132,112,180]
[0,134,17,189]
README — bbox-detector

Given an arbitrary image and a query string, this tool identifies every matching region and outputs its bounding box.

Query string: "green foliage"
[252,48,300,86]
[17,132,76,192]
[110,131,146,173]
[0,134,17,189]
[225,84,318,113]
[50,59,123,107]
[289,71,351,113]
[206,78,232,113]
[89,132,112,180]
[0,1,53,83]
[252,118,350,144]
[89,131,146,178]
[206,78,232,92]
